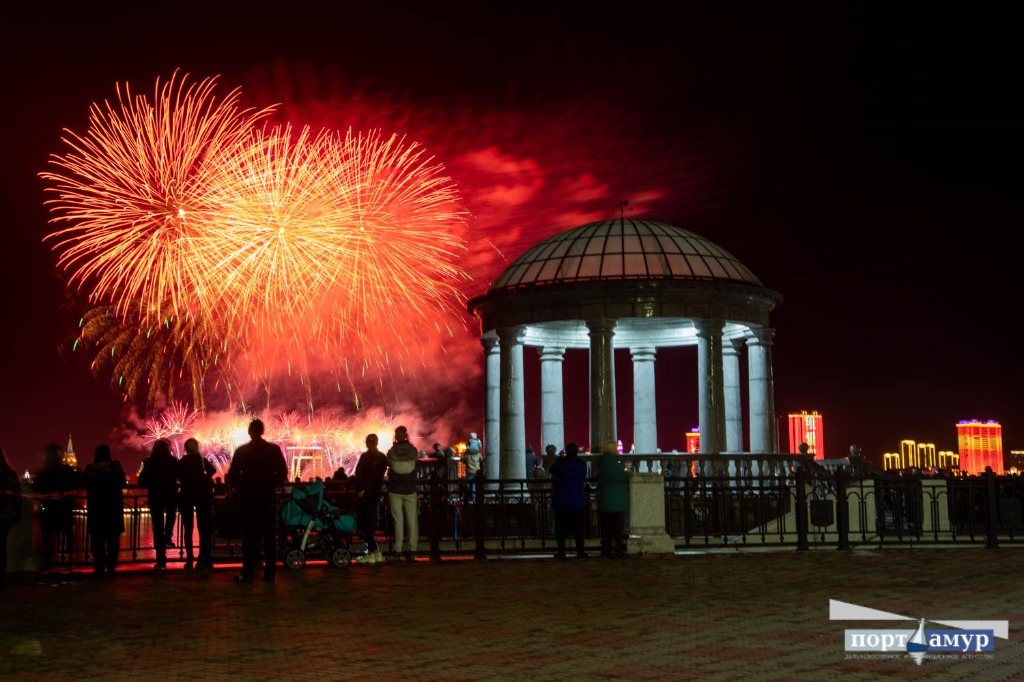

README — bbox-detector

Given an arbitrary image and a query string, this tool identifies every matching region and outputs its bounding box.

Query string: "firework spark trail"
[42,70,276,326]
[42,72,473,412]
[208,125,470,369]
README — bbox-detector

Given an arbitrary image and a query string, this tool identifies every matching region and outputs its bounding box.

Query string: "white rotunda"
[467,218,783,481]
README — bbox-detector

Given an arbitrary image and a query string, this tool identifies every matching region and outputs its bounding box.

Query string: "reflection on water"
[36,498,242,566]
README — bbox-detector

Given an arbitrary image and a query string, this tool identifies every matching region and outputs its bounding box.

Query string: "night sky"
[1,4,1020,476]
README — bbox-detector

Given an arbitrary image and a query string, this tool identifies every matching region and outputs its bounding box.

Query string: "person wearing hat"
[386,425,420,563]
[596,439,630,558]
[462,432,483,502]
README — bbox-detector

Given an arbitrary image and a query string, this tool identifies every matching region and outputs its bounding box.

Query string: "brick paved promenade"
[2,548,1022,681]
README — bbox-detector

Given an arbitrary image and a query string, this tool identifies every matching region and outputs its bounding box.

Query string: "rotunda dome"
[489,219,762,291]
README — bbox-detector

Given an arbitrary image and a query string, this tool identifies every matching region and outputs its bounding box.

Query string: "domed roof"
[489,219,762,291]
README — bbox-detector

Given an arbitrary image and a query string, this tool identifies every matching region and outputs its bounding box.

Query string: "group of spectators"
[353,424,424,564]
[544,440,630,560]
[137,436,220,573]
[1,425,634,583]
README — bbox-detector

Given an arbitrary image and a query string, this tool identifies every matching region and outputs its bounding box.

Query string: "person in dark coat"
[549,441,588,559]
[178,437,216,571]
[596,439,630,558]
[33,443,81,572]
[83,444,126,575]
[354,433,388,564]
[137,438,179,570]
[226,419,287,583]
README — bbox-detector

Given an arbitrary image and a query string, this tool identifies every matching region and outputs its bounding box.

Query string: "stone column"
[483,336,501,482]
[539,346,566,453]
[631,346,657,455]
[747,326,777,453]
[587,318,617,453]
[694,318,726,455]
[498,326,527,480]
[723,338,744,453]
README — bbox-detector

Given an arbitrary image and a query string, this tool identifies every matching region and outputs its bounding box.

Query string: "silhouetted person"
[137,438,178,570]
[34,443,81,572]
[387,425,419,563]
[354,433,388,564]
[178,437,215,571]
[0,446,23,591]
[542,444,558,473]
[596,439,630,558]
[226,419,287,583]
[83,444,126,575]
[550,441,588,559]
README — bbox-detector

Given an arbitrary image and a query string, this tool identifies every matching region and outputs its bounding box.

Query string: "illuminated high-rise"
[937,450,959,470]
[956,419,1003,474]
[884,441,957,472]
[788,411,823,459]
[899,440,919,469]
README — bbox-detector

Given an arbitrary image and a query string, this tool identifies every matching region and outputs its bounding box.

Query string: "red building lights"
[956,419,1003,474]
[788,411,824,459]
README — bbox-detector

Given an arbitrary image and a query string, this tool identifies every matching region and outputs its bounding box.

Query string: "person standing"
[354,433,388,564]
[0,447,23,591]
[387,425,419,563]
[542,444,559,473]
[462,432,483,502]
[429,443,447,477]
[137,438,178,571]
[549,441,588,559]
[226,419,288,583]
[178,437,216,571]
[596,439,630,558]
[83,444,126,575]
[525,445,540,480]
[34,443,81,572]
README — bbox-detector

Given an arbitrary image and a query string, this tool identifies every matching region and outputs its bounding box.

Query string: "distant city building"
[1008,450,1024,475]
[937,450,960,470]
[957,419,1003,474]
[884,440,942,471]
[787,411,823,459]
[64,433,77,468]
[685,428,700,454]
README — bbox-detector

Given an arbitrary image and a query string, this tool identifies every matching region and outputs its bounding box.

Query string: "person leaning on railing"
[596,440,630,559]
[550,441,588,560]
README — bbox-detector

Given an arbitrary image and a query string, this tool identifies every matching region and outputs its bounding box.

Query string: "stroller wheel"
[284,548,306,570]
[328,546,352,569]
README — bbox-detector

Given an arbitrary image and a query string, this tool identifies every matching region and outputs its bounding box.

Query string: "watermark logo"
[829,599,1008,665]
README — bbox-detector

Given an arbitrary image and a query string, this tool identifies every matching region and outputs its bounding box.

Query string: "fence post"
[986,470,999,549]
[474,471,486,560]
[836,469,850,551]
[795,466,809,551]
[428,470,441,562]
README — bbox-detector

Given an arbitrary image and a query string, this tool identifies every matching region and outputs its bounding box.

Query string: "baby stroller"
[278,480,357,569]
